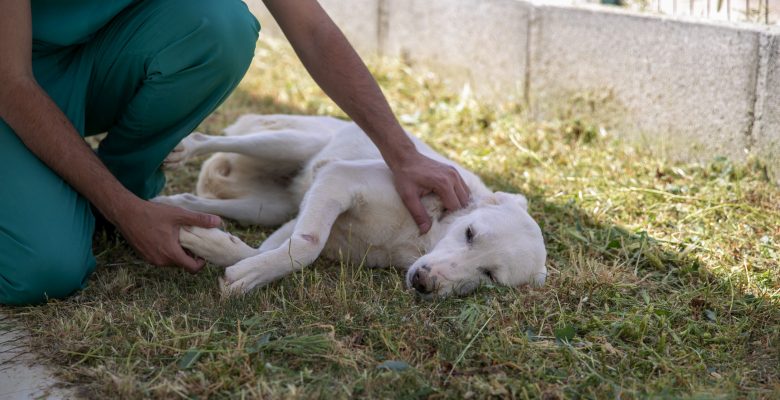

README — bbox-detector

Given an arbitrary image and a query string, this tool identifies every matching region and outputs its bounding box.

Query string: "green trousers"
[0,0,259,305]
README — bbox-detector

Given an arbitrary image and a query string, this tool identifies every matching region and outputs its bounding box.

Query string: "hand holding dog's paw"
[113,199,222,273]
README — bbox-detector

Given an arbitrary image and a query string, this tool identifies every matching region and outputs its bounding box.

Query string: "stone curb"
[0,314,75,400]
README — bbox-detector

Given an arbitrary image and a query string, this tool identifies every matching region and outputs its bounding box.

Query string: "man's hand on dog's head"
[391,152,470,234]
[114,198,222,273]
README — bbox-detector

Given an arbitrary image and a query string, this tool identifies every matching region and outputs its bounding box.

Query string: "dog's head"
[406,192,546,298]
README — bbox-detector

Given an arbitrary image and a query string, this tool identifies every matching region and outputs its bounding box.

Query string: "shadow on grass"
[483,170,780,395]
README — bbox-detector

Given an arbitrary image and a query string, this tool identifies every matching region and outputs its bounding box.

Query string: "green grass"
[4,39,780,399]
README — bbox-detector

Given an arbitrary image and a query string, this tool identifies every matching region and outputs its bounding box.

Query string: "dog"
[153,114,547,297]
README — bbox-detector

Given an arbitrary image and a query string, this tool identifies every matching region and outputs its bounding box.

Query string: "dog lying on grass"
[153,114,547,297]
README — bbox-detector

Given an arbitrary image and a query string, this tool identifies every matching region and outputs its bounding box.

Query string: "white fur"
[153,114,547,297]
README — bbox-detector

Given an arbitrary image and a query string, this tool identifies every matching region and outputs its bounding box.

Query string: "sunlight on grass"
[4,38,779,399]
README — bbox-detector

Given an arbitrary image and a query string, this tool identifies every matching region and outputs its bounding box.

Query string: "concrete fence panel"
[529,5,762,162]
[380,0,532,98]
[756,31,780,182]
[244,0,380,57]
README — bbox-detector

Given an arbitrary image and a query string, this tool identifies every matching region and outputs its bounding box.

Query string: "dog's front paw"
[222,258,281,294]
[163,132,209,170]
[218,277,242,298]
[180,226,254,267]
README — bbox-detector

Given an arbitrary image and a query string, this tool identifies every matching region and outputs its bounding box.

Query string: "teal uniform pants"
[0,0,260,305]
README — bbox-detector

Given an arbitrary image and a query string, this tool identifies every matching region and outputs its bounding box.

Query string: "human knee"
[185,0,259,77]
[0,249,95,306]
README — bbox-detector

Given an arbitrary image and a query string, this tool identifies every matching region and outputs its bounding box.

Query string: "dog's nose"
[412,269,432,294]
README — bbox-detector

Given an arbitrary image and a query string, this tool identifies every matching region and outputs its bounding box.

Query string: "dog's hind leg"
[221,161,367,294]
[163,129,331,170]
[152,191,295,226]
[224,114,349,136]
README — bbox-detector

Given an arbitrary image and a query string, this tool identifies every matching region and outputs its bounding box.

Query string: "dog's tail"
[196,153,252,199]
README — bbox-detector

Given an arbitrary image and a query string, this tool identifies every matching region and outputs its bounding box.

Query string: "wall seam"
[377,0,389,58]
[523,1,535,106]
[747,30,769,153]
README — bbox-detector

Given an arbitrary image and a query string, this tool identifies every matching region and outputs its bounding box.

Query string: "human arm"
[0,0,220,272]
[263,0,470,233]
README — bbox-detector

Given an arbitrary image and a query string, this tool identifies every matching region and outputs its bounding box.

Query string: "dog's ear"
[483,192,528,210]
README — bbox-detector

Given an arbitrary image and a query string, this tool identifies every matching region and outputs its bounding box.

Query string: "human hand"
[113,199,223,272]
[391,152,470,234]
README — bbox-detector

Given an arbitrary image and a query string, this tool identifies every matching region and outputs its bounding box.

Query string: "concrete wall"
[755,34,780,178]
[247,0,380,56]
[381,0,532,98]
[243,0,779,182]
[529,5,762,161]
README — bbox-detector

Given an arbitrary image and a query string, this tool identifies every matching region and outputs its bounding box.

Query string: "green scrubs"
[0,0,260,305]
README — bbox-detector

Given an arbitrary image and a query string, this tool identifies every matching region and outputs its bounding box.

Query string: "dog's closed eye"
[465,226,475,244]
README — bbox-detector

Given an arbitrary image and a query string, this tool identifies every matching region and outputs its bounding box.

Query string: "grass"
[3,38,780,399]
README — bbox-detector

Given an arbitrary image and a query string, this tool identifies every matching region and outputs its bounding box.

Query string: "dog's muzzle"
[410,267,434,295]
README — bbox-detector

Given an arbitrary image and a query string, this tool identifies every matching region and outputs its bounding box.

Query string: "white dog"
[153,114,547,297]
